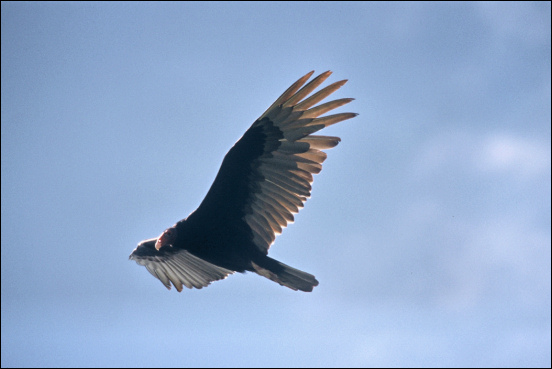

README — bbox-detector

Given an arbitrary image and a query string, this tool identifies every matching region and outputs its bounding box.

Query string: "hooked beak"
[155,227,177,250]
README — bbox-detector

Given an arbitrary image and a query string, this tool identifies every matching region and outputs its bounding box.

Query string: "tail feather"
[251,257,319,292]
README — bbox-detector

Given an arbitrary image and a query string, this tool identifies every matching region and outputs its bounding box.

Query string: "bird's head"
[155,226,178,250]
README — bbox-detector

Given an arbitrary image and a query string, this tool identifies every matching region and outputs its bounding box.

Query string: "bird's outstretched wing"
[129,239,234,291]
[188,71,357,254]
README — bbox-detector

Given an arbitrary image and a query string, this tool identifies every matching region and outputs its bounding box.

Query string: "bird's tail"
[251,256,319,292]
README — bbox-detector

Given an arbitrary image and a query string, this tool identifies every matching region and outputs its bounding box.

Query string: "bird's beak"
[155,227,177,250]
[155,235,165,250]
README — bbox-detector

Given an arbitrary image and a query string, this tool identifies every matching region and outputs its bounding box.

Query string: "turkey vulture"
[129,71,357,292]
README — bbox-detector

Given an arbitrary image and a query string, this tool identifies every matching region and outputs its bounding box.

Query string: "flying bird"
[129,71,357,292]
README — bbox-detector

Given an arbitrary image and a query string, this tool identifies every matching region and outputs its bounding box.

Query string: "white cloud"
[399,130,551,313]
[477,134,551,179]
[413,130,551,181]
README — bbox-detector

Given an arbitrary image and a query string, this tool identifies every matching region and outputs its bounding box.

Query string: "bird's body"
[129,71,357,292]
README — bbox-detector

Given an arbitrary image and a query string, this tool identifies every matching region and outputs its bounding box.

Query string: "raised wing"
[129,239,234,291]
[188,71,357,254]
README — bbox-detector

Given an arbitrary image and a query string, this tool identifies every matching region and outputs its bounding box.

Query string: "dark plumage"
[129,71,357,292]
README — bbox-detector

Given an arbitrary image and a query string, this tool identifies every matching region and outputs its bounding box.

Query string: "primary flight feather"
[129,71,357,292]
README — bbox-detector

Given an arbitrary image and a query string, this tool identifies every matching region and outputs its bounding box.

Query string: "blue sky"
[1,2,550,367]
